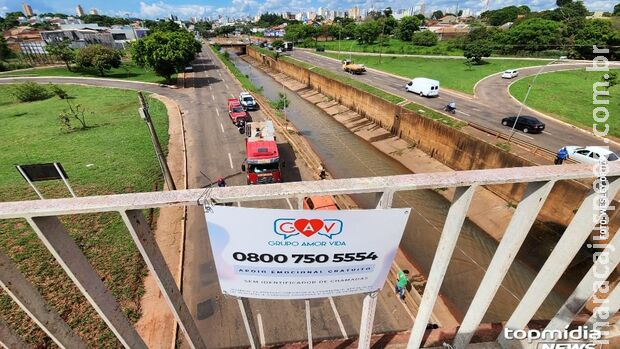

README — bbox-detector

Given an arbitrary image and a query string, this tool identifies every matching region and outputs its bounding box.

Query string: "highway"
[180,44,413,348]
[288,49,620,154]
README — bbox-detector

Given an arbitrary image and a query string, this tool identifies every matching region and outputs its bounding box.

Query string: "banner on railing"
[203,206,410,299]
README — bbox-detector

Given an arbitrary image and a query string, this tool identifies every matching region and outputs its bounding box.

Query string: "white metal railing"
[0,163,618,349]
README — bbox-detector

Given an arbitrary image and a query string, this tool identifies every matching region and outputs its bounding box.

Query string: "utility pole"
[137,91,177,191]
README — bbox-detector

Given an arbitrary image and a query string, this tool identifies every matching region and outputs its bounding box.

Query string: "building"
[89,8,99,15]
[22,3,33,17]
[76,5,84,17]
[348,6,361,21]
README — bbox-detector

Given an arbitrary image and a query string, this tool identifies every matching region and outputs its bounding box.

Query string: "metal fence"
[0,163,618,348]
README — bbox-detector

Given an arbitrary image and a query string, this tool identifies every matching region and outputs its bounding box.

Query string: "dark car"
[501,115,545,134]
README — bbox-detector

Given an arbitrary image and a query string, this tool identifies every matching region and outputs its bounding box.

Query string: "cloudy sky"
[0,0,615,19]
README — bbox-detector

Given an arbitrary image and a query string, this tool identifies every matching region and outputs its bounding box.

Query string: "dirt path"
[134,94,186,349]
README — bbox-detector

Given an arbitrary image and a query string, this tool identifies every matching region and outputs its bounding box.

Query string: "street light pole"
[507,60,557,143]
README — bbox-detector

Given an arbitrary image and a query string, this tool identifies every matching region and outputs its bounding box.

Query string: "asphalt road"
[288,50,620,154]
[0,50,414,348]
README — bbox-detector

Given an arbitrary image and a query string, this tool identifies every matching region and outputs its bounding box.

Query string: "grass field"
[300,38,463,56]
[510,69,620,139]
[0,84,168,346]
[0,61,175,84]
[321,52,548,94]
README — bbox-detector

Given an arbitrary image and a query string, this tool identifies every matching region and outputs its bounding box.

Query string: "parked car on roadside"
[501,115,545,134]
[501,70,519,79]
[565,146,619,165]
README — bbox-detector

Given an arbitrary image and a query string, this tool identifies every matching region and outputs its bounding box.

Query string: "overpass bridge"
[0,164,618,348]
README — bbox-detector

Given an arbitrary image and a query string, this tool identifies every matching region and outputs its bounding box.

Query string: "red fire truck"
[241,121,283,184]
[227,98,248,126]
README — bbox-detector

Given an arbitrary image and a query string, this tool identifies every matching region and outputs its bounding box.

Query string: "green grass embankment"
[0,84,168,346]
[510,69,620,139]
[0,61,174,84]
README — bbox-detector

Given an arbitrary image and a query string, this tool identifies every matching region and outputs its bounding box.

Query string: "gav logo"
[274,218,343,239]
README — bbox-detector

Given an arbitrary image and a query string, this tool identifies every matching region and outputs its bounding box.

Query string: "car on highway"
[565,146,619,165]
[501,115,545,133]
[239,92,258,111]
[406,77,440,97]
[501,70,519,79]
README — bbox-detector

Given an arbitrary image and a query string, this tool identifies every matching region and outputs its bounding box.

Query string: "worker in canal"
[395,270,409,301]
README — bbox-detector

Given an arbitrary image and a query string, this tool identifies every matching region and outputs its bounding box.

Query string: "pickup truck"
[227,98,248,126]
[239,92,258,111]
[342,59,366,74]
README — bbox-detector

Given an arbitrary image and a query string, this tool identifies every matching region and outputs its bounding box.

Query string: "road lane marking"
[215,108,220,116]
[458,111,471,117]
[231,94,235,98]
[257,313,266,347]
[285,198,294,209]
[236,202,241,207]
[543,131,553,135]
[212,94,215,101]
[328,297,348,339]
[220,123,225,133]
[228,153,233,169]
[209,85,212,91]
[519,134,534,140]
[225,83,230,90]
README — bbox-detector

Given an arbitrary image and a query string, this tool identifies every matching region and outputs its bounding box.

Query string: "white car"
[565,146,619,165]
[239,92,258,111]
[501,70,519,79]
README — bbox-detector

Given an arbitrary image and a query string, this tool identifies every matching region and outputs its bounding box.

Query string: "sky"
[0,0,616,20]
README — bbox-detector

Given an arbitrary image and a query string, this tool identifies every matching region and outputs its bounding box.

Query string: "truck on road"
[241,121,283,184]
[227,98,248,126]
[342,59,366,74]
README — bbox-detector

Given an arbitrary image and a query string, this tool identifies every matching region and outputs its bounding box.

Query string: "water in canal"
[231,54,569,323]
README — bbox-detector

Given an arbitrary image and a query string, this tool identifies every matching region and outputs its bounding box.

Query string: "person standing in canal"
[395,270,409,301]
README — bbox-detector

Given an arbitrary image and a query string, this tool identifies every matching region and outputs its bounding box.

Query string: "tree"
[464,42,492,64]
[194,21,212,37]
[415,14,426,22]
[145,20,182,32]
[355,21,381,45]
[0,12,22,31]
[572,20,620,59]
[256,13,286,27]
[431,10,444,20]
[272,40,284,48]
[45,39,75,71]
[482,6,521,26]
[615,3,620,16]
[0,37,12,61]
[214,25,235,37]
[131,31,201,83]
[505,18,564,51]
[457,10,463,17]
[396,16,421,41]
[383,7,393,17]
[283,23,306,42]
[556,0,573,6]
[378,16,398,35]
[411,30,438,46]
[75,45,121,76]
[79,14,131,27]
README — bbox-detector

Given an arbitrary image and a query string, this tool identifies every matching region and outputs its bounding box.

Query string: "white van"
[406,78,440,97]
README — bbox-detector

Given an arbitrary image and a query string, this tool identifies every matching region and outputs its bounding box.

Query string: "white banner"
[204,206,410,299]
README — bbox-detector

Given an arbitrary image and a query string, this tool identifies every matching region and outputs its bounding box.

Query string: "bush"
[411,31,438,46]
[10,82,52,102]
[48,84,68,99]
[316,46,325,52]
[75,44,121,76]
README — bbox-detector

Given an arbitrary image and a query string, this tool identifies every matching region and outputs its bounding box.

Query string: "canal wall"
[248,47,620,241]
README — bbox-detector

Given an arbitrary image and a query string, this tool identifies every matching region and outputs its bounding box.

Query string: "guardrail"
[0,163,617,348]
